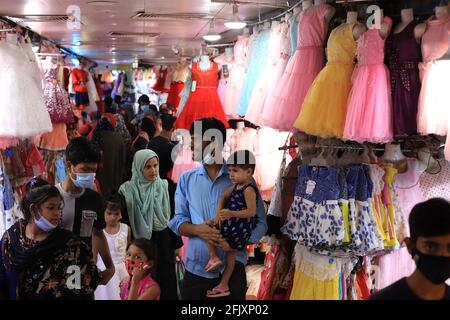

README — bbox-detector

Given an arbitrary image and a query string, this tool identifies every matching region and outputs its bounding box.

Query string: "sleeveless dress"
[295,23,358,139]
[417,17,450,137]
[0,39,52,138]
[236,28,271,116]
[344,17,393,143]
[174,62,229,130]
[214,53,234,110]
[95,223,129,300]
[266,4,330,131]
[386,21,422,135]
[224,35,249,117]
[221,184,258,251]
[43,61,74,123]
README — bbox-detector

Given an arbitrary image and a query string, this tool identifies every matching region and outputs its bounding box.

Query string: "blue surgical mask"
[141,104,150,113]
[35,212,57,233]
[70,172,96,189]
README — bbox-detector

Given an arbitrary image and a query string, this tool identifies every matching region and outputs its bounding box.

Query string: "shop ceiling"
[0,0,293,65]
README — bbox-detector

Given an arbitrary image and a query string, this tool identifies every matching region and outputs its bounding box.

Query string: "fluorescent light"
[203,20,221,42]
[224,3,246,29]
[74,41,81,46]
[161,56,165,59]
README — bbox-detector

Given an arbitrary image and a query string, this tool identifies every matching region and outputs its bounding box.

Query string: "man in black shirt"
[370,198,450,300]
[57,137,115,286]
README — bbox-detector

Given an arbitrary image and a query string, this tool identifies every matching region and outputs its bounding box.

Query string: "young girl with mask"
[0,178,99,299]
[205,150,259,298]
[94,191,131,300]
[120,238,160,300]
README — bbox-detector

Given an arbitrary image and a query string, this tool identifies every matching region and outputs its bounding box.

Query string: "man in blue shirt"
[168,118,267,300]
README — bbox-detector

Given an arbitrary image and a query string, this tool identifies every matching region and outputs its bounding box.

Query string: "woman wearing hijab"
[0,178,99,300]
[91,113,127,196]
[119,149,178,300]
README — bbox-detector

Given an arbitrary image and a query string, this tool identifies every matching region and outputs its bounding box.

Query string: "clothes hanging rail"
[206,42,235,48]
[250,0,302,26]
[36,53,66,57]
[0,28,16,33]
[278,143,417,153]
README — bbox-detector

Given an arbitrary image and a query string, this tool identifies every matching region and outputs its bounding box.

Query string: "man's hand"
[218,209,235,222]
[194,221,223,244]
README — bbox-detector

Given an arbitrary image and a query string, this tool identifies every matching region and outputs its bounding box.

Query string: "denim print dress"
[221,184,258,250]
[281,165,345,247]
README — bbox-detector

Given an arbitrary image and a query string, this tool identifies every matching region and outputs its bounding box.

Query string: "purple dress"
[386,21,422,135]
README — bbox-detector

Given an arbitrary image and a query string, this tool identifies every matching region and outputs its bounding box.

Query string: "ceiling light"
[224,3,246,29]
[74,41,81,46]
[161,56,165,59]
[87,1,118,6]
[203,20,221,42]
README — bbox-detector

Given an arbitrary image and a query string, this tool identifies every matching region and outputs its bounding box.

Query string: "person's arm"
[219,187,257,220]
[167,174,222,244]
[127,225,132,245]
[214,186,234,225]
[92,228,115,285]
[247,184,268,244]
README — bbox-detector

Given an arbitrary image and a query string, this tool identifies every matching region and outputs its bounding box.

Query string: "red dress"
[167,81,184,113]
[174,62,229,130]
[152,66,169,92]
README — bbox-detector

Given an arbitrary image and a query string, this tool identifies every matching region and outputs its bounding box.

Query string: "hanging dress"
[266,4,330,131]
[174,62,229,130]
[417,17,450,137]
[236,28,271,116]
[224,35,249,116]
[0,39,52,138]
[214,53,234,110]
[294,23,358,139]
[344,17,393,143]
[386,21,422,135]
[43,61,74,123]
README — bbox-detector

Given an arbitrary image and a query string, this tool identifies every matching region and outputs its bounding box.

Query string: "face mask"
[413,250,450,284]
[125,257,146,276]
[141,105,150,114]
[35,212,57,233]
[70,172,95,189]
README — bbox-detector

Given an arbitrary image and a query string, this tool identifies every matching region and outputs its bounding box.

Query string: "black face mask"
[413,250,450,285]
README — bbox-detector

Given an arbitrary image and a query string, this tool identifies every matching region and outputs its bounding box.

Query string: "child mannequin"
[205,150,259,298]
[393,8,426,43]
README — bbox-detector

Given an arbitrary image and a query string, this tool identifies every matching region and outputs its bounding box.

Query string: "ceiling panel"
[0,0,287,64]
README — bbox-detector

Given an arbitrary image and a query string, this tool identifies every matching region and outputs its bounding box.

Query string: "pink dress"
[262,23,291,128]
[224,36,249,117]
[120,275,160,300]
[417,17,450,136]
[215,54,233,110]
[420,159,450,201]
[264,4,329,131]
[245,22,285,126]
[344,18,393,143]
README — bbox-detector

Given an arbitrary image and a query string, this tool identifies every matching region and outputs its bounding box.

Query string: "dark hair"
[114,95,122,105]
[138,94,150,105]
[104,96,113,108]
[140,117,157,139]
[160,114,177,132]
[148,104,158,114]
[105,190,125,211]
[226,150,256,174]
[21,178,62,222]
[409,198,450,242]
[128,238,158,276]
[189,117,227,145]
[65,137,101,166]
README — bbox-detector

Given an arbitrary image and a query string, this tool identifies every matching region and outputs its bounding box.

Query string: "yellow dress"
[294,23,357,138]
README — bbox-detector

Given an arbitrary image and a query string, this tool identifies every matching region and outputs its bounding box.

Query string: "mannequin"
[376,9,392,40]
[347,11,366,40]
[302,0,313,11]
[285,11,292,22]
[293,6,301,16]
[418,148,441,174]
[435,5,449,20]
[314,0,326,5]
[253,24,260,34]
[224,47,233,58]
[263,21,271,30]
[393,8,426,43]
[242,27,250,36]
[382,143,407,173]
[198,54,212,71]
[346,11,358,24]
[271,20,280,29]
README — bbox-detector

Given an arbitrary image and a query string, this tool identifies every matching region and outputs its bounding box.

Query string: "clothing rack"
[36,53,66,57]
[206,42,235,48]
[0,28,15,33]
[250,0,302,26]
[278,143,419,153]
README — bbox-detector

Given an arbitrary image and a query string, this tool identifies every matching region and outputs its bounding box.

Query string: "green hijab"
[119,149,170,239]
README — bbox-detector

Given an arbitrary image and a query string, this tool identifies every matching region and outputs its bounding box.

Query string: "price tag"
[191,80,197,92]
[306,180,316,195]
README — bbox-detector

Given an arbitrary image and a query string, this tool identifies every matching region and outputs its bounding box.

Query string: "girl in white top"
[95,192,131,300]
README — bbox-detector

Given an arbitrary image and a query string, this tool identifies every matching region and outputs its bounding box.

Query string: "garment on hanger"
[43,60,74,123]
[214,53,234,110]
[101,69,114,83]
[174,61,229,130]
[417,17,450,136]
[225,35,249,116]
[0,39,52,138]
[246,22,286,126]
[84,70,100,113]
[71,67,90,109]
[295,23,358,139]
[176,72,192,117]
[344,17,393,143]
[152,66,169,92]
[39,123,69,151]
[261,22,291,126]
[167,62,189,112]
[236,28,271,116]
[266,4,330,131]
[386,21,422,135]
[420,159,450,200]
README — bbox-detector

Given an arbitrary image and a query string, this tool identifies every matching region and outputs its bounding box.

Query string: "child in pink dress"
[120,238,160,300]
